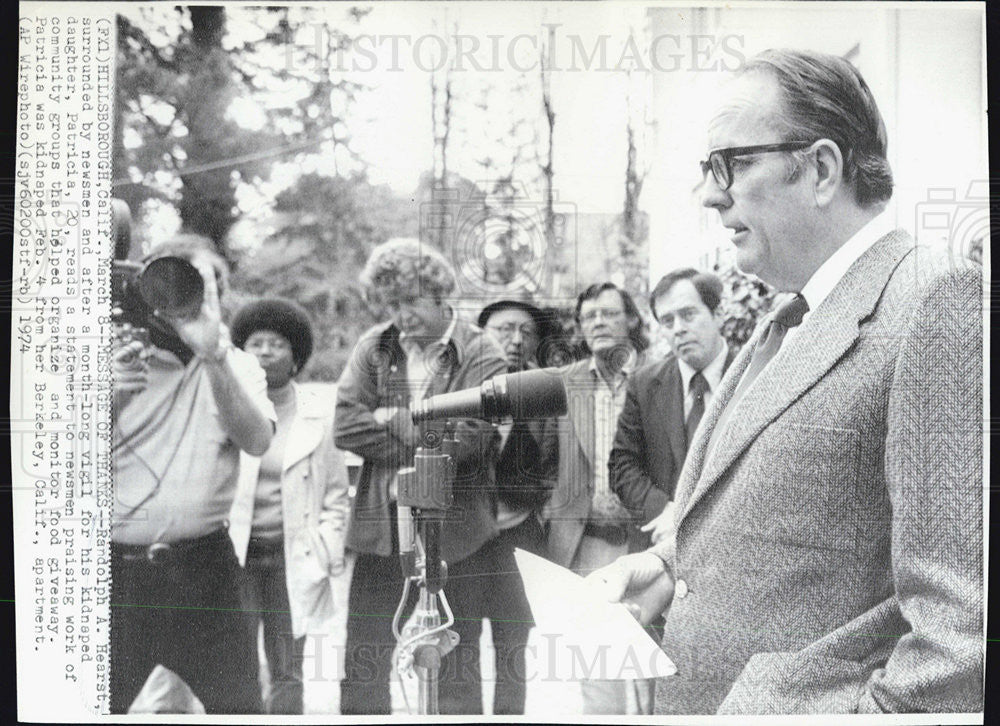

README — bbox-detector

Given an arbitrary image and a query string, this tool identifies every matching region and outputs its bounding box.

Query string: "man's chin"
[734,249,762,278]
[592,341,634,367]
[676,350,703,369]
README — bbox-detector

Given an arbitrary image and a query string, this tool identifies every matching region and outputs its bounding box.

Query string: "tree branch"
[118,14,179,73]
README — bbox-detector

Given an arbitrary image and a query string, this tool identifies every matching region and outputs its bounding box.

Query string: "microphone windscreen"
[502,368,568,419]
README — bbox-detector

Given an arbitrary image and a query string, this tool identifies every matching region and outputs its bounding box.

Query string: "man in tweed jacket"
[590,49,983,714]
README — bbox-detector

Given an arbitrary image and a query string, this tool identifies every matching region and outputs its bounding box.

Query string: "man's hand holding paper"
[587,551,675,627]
[514,549,676,681]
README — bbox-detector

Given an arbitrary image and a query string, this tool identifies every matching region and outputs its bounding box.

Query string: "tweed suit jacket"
[609,349,735,526]
[653,230,983,714]
[544,357,646,568]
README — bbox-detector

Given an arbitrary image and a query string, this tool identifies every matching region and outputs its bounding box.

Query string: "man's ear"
[811,139,843,207]
[712,305,726,326]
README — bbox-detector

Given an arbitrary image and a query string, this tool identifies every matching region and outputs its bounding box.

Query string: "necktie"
[496,419,544,510]
[731,293,809,402]
[704,293,809,460]
[685,370,709,447]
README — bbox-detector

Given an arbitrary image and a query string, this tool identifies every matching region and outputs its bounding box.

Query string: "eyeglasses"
[580,308,625,324]
[700,141,814,191]
[486,323,539,340]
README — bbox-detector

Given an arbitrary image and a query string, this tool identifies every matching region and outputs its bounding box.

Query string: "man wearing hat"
[476,298,560,714]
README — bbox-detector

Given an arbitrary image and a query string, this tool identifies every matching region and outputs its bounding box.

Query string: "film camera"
[112,255,205,322]
[110,199,208,362]
[112,255,206,363]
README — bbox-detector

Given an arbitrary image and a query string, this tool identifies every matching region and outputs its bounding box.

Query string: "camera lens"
[138,256,204,317]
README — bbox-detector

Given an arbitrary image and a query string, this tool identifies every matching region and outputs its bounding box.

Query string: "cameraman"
[110,234,275,714]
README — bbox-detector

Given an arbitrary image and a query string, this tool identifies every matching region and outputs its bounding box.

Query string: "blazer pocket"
[718,651,866,714]
[737,423,863,553]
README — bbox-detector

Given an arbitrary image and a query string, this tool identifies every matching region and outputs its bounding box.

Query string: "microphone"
[411,368,568,423]
[396,502,416,578]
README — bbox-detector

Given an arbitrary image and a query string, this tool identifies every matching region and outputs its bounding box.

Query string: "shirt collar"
[676,338,728,396]
[588,347,638,387]
[800,211,894,313]
[397,307,461,363]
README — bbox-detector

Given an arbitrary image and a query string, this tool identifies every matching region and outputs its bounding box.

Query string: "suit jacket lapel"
[721,345,737,375]
[282,386,324,472]
[677,230,914,521]
[671,345,740,514]
[566,361,596,470]
[673,340,754,517]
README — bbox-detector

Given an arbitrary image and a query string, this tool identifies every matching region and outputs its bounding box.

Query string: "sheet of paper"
[514,548,677,681]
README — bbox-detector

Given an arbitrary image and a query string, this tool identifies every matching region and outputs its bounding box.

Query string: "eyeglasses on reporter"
[579,308,626,324]
[486,322,539,339]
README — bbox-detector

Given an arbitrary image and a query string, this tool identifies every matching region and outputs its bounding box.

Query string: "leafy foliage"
[114,6,366,253]
[228,173,418,381]
[113,6,665,380]
[115,8,280,249]
[713,263,777,348]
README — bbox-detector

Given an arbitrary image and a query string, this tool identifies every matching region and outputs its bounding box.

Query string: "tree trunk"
[540,25,558,295]
[178,6,237,252]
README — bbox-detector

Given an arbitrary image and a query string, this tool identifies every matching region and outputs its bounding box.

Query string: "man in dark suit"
[590,48,982,715]
[610,268,734,546]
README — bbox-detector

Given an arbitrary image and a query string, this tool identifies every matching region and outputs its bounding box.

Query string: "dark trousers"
[447,513,546,715]
[110,530,262,714]
[241,538,306,714]
[339,546,410,715]
[340,515,545,715]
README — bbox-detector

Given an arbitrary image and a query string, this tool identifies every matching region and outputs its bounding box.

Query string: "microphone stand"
[393,424,459,715]
[392,375,567,713]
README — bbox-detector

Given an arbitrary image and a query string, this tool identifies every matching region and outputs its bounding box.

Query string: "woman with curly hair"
[228,298,350,714]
